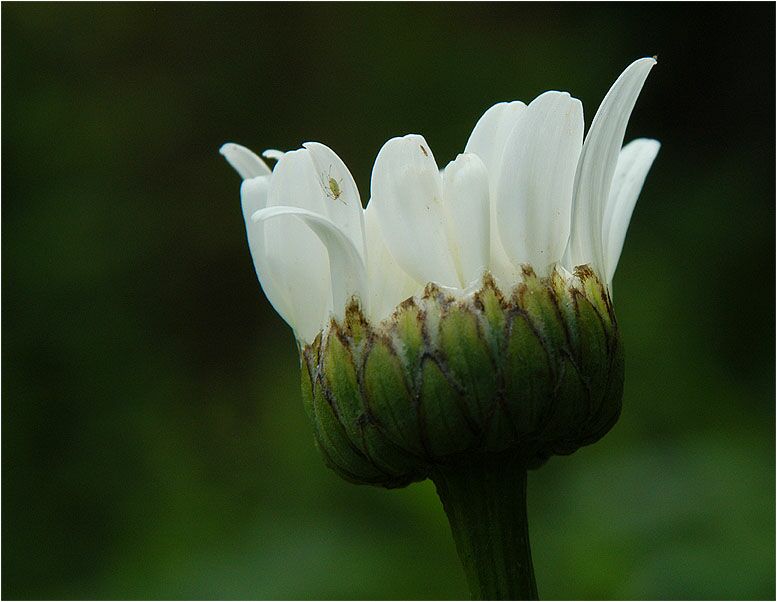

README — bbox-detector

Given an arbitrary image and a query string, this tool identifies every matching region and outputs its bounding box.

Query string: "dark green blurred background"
[3,3,774,599]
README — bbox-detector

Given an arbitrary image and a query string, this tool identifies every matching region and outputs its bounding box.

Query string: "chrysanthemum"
[222,57,659,600]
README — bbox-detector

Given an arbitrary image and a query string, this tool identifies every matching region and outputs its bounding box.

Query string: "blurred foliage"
[2,3,774,599]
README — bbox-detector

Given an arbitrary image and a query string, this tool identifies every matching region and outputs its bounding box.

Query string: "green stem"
[431,451,538,600]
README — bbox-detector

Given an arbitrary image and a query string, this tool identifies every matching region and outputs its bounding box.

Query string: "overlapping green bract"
[299,267,624,488]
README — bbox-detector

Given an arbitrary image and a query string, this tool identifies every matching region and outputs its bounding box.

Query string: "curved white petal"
[234,146,369,341]
[566,57,656,274]
[464,101,527,287]
[369,134,460,287]
[496,91,584,275]
[220,143,272,179]
[262,149,285,161]
[267,149,325,212]
[264,150,333,340]
[442,153,490,287]
[221,148,300,336]
[302,141,366,257]
[464,101,527,175]
[364,202,422,323]
[243,216,301,336]
[603,138,660,283]
[251,210,330,342]
[240,176,270,222]
[232,175,301,334]
[252,206,368,324]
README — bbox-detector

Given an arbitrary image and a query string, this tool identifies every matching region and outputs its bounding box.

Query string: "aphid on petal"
[320,165,346,204]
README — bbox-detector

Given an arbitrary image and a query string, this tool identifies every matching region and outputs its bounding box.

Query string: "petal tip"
[220,142,271,179]
[262,148,285,161]
[629,137,661,154]
[634,56,658,69]
[219,142,237,156]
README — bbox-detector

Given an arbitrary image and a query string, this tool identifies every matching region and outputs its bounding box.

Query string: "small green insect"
[320,166,346,204]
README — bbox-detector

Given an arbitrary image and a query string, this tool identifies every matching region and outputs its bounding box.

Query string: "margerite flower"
[222,57,659,601]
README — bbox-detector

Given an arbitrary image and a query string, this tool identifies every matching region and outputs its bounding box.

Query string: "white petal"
[464,101,527,175]
[252,206,368,322]
[487,231,522,291]
[260,147,369,336]
[302,141,366,257]
[369,134,460,287]
[220,143,272,179]
[252,212,331,342]
[566,57,656,274]
[221,148,300,335]
[243,212,302,336]
[240,176,270,222]
[603,138,660,283]
[464,101,528,289]
[266,149,324,212]
[442,153,490,286]
[237,177,298,332]
[262,149,285,161]
[364,203,422,323]
[264,150,334,339]
[496,91,584,274]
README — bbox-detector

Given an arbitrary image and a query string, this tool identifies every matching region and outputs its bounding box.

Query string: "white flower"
[221,58,660,343]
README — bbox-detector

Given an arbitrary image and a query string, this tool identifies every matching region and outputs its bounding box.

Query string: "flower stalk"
[432,451,537,600]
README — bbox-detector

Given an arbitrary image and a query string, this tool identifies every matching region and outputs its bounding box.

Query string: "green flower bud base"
[299,266,624,599]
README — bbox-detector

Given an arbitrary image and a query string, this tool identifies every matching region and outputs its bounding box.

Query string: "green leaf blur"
[3,3,774,599]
